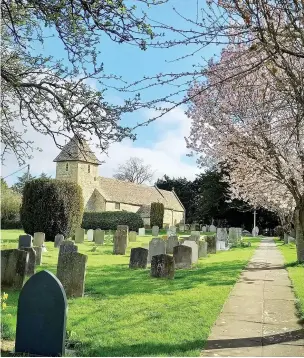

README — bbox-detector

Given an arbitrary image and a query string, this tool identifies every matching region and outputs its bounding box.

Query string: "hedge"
[1,219,23,230]
[150,202,164,228]
[82,211,143,231]
[21,179,84,241]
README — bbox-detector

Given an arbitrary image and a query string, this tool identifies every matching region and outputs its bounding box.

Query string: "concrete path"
[202,238,304,357]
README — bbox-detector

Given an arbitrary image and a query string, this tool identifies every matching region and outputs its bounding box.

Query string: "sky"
[1,0,220,186]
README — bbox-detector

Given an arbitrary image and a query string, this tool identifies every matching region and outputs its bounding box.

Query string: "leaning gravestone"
[75,228,85,243]
[1,249,29,289]
[59,241,78,256]
[57,252,88,298]
[33,246,43,265]
[113,228,128,255]
[18,234,33,249]
[209,225,217,232]
[129,231,137,242]
[23,248,36,276]
[148,238,166,263]
[205,236,216,254]
[166,235,179,254]
[152,226,159,236]
[94,229,105,245]
[151,254,175,279]
[15,270,67,357]
[198,241,208,258]
[129,248,148,269]
[33,232,45,247]
[87,229,94,241]
[173,245,192,269]
[54,234,64,248]
[183,240,199,263]
[138,228,145,236]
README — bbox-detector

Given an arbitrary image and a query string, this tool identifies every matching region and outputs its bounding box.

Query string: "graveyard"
[1,229,261,357]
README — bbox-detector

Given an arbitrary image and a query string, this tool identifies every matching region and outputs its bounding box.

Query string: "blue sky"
[2,0,221,186]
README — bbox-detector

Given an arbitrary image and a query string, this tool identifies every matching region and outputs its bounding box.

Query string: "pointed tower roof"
[53,135,101,165]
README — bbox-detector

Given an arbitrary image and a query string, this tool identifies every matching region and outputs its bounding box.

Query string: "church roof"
[53,136,101,165]
[96,177,184,212]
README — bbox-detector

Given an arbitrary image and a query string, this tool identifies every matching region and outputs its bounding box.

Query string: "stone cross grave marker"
[54,234,64,248]
[148,238,166,263]
[57,252,88,298]
[152,226,159,236]
[18,234,33,249]
[23,248,36,276]
[151,254,175,279]
[138,227,145,236]
[113,227,128,255]
[59,241,78,256]
[198,241,208,258]
[87,229,94,241]
[75,228,85,243]
[1,249,29,290]
[33,232,45,247]
[166,236,179,254]
[183,240,199,263]
[94,229,105,245]
[252,226,259,236]
[129,248,148,269]
[173,245,192,269]
[15,270,67,357]
[129,231,137,242]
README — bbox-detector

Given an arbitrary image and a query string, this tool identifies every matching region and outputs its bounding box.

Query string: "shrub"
[1,219,23,229]
[21,179,84,241]
[150,202,164,228]
[82,211,143,231]
[1,185,22,221]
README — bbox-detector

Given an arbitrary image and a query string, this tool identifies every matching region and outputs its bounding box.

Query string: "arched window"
[65,163,69,171]
[88,164,90,173]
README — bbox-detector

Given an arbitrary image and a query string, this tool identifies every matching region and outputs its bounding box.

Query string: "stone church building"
[53,136,185,227]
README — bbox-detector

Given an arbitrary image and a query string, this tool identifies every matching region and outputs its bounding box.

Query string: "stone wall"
[163,209,184,227]
[106,202,141,213]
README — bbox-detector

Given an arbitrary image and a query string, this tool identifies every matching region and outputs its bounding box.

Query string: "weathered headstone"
[198,241,208,258]
[75,228,85,243]
[33,232,45,247]
[209,225,217,232]
[205,235,216,254]
[183,240,199,263]
[151,254,175,279]
[152,226,159,236]
[59,241,78,256]
[87,229,94,241]
[54,234,64,248]
[33,246,42,265]
[18,234,33,249]
[173,245,192,269]
[113,227,128,255]
[15,270,67,357]
[23,247,36,276]
[57,252,87,297]
[229,227,238,244]
[94,229,105,245]
[148,238,166,263]
[138,228,145,236]
[129,231,137,242]
[1,249,29,289]
[117,225,129,238]
[166,235,179,254]
[129,248,148,269]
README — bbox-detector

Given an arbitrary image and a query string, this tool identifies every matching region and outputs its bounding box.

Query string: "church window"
[115,203,120,210]
[88,164,90,173]
[65,163,68,171]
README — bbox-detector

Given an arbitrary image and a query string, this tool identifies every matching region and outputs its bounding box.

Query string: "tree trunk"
[294,206,304,262]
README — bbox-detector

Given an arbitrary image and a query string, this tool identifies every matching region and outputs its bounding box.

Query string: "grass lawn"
[1,230,260,357]
[275,239,304,322]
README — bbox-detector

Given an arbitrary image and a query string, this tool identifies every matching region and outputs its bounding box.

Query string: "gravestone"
[75,228,85,243]
[209,225,217,232]
[59,241,78,256]
[217,228,228,248]
[201,226,207,233]
[129,231,137,242]
[87,229,94,241]
[151,254,175,279]
[113,228,128,255]
[138,228,145,236]
[57,252,88,298]
[54,234,64,248]
[183,240,199,263]
[190,231,200,241]
[190,224,196,231]
[1,249,29,289]
[173,245,192,269]
[23,248,36,276]
[216,240,227,251]
[167,226,176,237]
[33,232,45,247]
[18,234,33,249]
[94,229,105,245]
[33,246,42,265]
[148,238,166,263]
[15,270,67,357]
[129,248,148,269]
[229,228,238,244]
[117,225,129,241]
[198,241,208,258]
[166,235,179,254]
[179,224,185,232]
[205,235,216,254]
[252,226,259,237]
[152,226,159,236]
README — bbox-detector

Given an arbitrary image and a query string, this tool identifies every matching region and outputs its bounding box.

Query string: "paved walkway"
[202,238,304,357]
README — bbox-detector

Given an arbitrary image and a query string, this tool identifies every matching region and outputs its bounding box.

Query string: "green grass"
[1,230,259,357]
[275,239,304,322]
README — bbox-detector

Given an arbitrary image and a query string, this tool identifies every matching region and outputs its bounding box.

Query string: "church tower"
[53,135,101,206]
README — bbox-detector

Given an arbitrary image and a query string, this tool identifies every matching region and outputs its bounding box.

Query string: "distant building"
[53,136,185,227]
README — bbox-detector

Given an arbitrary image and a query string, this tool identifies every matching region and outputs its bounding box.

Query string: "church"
[53,136,185,227]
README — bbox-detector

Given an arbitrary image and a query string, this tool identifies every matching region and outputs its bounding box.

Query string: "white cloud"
[1,107,200,186]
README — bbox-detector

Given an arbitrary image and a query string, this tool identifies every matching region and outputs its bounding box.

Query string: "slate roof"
[97,177,184,212]
[53,135,101,165]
